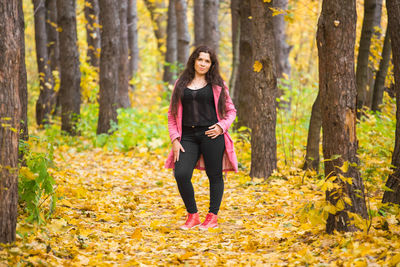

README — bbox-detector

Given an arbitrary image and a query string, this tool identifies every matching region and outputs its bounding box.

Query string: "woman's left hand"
[205,124,223,139]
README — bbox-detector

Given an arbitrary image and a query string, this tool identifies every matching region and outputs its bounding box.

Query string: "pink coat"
[164,81,239,173]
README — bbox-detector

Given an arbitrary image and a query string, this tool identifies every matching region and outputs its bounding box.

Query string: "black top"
[182,84,218,127]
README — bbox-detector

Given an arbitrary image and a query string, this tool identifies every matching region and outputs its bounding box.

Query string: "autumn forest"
[1,0,400,265]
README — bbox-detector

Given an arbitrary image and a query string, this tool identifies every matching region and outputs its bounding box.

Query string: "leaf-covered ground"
[2,141,400,266]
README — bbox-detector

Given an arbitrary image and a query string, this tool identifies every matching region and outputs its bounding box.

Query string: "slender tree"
[203,0,219,53]
[46,0,59,73]
[97,0,120,134]
[194,0,204,46]
[118,0,131,108]
[84,0,100,67]
[234,0,253,129]
[229,0,240,96]
[128,0,139,82]
[163,0,177,85]
[175,0,190,66]
[0,1,22,244]
[33,0,55,126]
[372,25,392,112]
[303,92,322,171]
[356,0,383,113]
[249,0,278,179]
[317,0,368,233]
[57,0,81,135]
[273,0,291,79]
[382,0,400,204]
[143,0,167,56]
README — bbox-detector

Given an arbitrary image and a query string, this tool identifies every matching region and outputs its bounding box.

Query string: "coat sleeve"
[216,82,237,134]
[168,80,181,143]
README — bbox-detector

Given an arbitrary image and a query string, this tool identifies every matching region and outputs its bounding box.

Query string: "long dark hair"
[170,46,227,118]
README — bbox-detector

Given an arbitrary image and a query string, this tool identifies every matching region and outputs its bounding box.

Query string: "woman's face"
[194,52,212,76]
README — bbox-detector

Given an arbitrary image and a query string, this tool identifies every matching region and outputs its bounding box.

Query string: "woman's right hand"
[172,139,185,162]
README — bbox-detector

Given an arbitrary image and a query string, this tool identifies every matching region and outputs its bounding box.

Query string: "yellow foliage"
[253,60,263,72]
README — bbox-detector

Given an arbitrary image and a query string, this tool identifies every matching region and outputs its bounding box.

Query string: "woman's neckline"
[186,83,209,91]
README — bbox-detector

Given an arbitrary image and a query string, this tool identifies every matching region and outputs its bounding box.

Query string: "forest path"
[42,146,319,265]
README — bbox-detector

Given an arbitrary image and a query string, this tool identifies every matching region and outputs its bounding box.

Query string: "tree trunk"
[175,0,190,66]
[57,0,81,135]
[382,0,400,205]
[203,0,219,53]
[372,25,391,112]
[143,0,167,56]
[234,0,253,129]
[229,0,240,97]
[273,0,291,79]
[356,0,383,114]
[163,0,177,85]
[303,92,322,172]
[128,0,139,82]
[366,0,383,108]
[118,0,131,108]
[18,0,29,155]
[0,1,22,244]
[46,0,59,73]
[249,0,277,179]
[84,0,100,67]
[194,0,204,46]
[317,0,368,234]
[97,0,120,134]
[33,0,55,126]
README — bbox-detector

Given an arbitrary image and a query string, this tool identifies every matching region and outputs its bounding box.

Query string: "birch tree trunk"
[194,0,204,46]
[118,0,131,108]
[203,0,219,53]
[175,0,190,66]
[128,0,139,83]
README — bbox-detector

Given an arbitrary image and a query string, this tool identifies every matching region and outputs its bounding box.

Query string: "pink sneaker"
[180,213,201,230]
[199,213,218,230]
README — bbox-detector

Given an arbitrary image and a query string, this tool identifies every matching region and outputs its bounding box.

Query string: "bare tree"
[381,0,400,205]
[84,0,100,67]
[194,0,204,46]
[175,0,190,66]
[33,0,55,126]
[203,0,219,53]
[57,0,81,135]
[128,0,139,82]
[0,1,22,244]
[118,0,131,108]
[163,0,177,85]
[317,0,368,233]
[97,0,120,134]
[249,0,278,179]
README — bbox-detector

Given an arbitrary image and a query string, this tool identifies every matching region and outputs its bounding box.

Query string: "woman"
[165,46,238,230]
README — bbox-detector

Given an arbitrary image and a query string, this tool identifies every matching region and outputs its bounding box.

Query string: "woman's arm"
[168,80,181,143]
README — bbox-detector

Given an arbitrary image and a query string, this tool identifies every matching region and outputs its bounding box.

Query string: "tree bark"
[194,0,204,46]
[163,0,177,85]
[382,0,400,205]
[203,0,219,53]
[273,0,291,79]
[18,0,29,153]
[46,0,59,73]
[229,0,240,97]
[303,92,322,172]
[234,0,253,129]
[84,0,100,67]
[97,0,120,134]
[118,0,131,109]
[128,0,139,82]
[249,0,277,179]
[0,1,22,244]
[372,25,391,112]
[317,0,368,234]
[33,0,55,126]
[366,0,383,108]
[57,0,81,135]
[143,0,167,56]
[356,0,383,114]
[175,0,190,66]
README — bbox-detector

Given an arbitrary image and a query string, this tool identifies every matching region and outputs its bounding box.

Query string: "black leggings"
[174,125,225,215]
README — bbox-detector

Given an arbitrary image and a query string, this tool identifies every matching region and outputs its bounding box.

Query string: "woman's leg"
[174,135,200,213]
[200,134,225,215]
